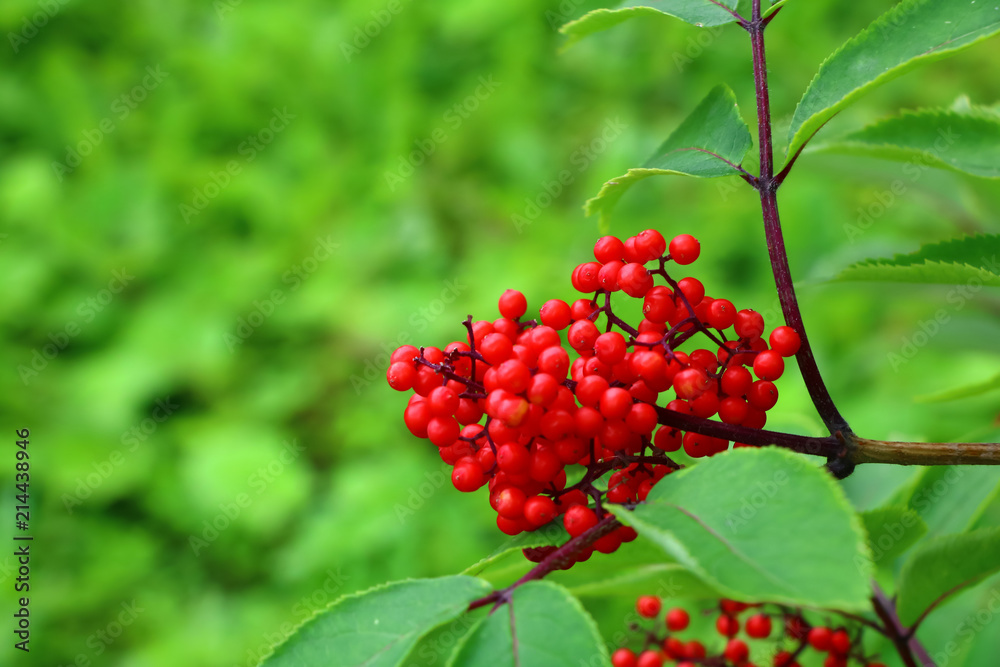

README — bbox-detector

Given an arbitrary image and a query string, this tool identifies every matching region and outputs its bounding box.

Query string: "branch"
[871,583,936,667]
[851,437,1000,466]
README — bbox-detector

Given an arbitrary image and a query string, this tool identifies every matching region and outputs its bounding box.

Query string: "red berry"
[673,367,708,400]
[598,260,625,291]
[807,627,832,651]
[636,595,662,618]
[480,332,514,365]
[734,309,765,340]
[707,298,737,330]
[572,262,602,293]
[497,443,530,473]
[391,345,420,363]
[636,651,663,667]
[665,608,689,632]
[718,396,749,424]
[716,614,739,637]
[595,331,628,365]
[599,387,633,420]
[611,648,638,667]
[563,504,599,537]
[745,613,772,639]
[753,350,785,381]
[498,289,527,319]
[523,495,558,527]
[634,229,667,262]
[653,426,682,452]
[830,629,851,655]
[677,277,705,307]
[724,639,749,663]
[539,299,572,330]
[428,386,460,417]
[643,286,676,323]
[669,234,700,265]
[568,319,600,352]
[618,262,654,297]
[452,462,484,492]
[387,362,417,391]
[625,402,658,435]
[721,366,753,396]
[747,380,779,410]
[768,325,801,357]
[595,236,626,263]
[427,416,460,446]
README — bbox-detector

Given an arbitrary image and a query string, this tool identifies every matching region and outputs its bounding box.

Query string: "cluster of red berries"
[611,595,887,667]
[386,229,801,559]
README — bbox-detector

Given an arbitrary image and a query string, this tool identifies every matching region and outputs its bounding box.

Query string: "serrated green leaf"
[836,234,1000,286]
[448,581,610,667]
[786,0,1000,164]
[916,372,1000,403]
[260,576,492,667]
[897,527,1000,625]
[462,520,569,575]
[812,108,1000,179]
[762,0,791,19]
[559,0,740,49]
[567,563,719,599]
[406,611,487,667]
[584,84,752,225]
[615,448,872,611]
[861,506,928,568]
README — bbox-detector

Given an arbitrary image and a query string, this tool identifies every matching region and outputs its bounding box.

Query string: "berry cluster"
[386,230,801,560]
[612,595,886,667]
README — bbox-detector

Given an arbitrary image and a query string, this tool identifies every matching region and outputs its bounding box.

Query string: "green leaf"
[261,576,493,667]
[835,234,1000,286]
[762,0,791,19]
[916,371,1000,403]
[812,108,1000,179]
[559,0,740,49]
[967,480,1000,531]
[894,467,1000,539]
[896,527,1000,626]
[861,506,928,568]
[567,563,718,599]
[462,520,569,575]
[786,0,1000,163]
[449,581,610,667]
[615,448,872,610]
[584,84,752,225]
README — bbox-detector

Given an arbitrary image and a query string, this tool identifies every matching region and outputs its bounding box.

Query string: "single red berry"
[611,648,638,667]
[563,504,599,537]
[662,637,685,659]
[643,286,676,323]
[665,608,690,632]
[745,613,772,639]
[428,386,460,417]
[747,380,779,411]
[673,367,709,400]
[618,262,654,297]
[724,639,749,663]
[598,260,625,291]
[523,495,558,526]
[480,332,514,365]
[636,595,662,618]
[830,629,851,655]
[634,229,667,262]
[636,651,663,667]
[625,402,658,435]
[669,234,700,265]
[734,309,765,340]
[716,614,739,637]
[707,298,737,330]
[768,325,801,357]
[496,443,530,473]
[451,462,484,492]
[427,416,460,447]
[539,299,572,330]
[718,396,749,425]
[599,387,633,420]
[684,641,706,659]
[386,362,417,391]
[595,331,628,365]
[721,366,753,397]
[807,627,832,651]
[753,349,785,381]
[653,426,682,452]
[677,277,705,307]
[498,289,527,319]
[568,319,600,352]
[720,599,750,615]
[390,344,420,363]
[773,651,795,667]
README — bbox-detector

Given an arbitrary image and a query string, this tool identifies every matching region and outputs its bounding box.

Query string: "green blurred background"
[1,0,999,665]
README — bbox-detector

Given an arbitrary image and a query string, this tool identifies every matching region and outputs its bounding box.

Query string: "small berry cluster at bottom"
[611,595,887,667]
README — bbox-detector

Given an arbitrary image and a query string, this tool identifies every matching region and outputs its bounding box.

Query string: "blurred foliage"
[0,0,998,665]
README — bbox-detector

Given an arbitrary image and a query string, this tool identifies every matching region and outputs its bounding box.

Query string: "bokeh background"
[1,0,999,665]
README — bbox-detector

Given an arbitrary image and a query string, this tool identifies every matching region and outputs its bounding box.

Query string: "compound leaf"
[835,234,1000,286]
[560,0,741,49]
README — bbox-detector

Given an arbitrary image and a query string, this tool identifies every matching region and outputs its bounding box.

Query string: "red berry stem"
[466,514,622,613]
[742,2,855,464]
[871,584,932,667]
